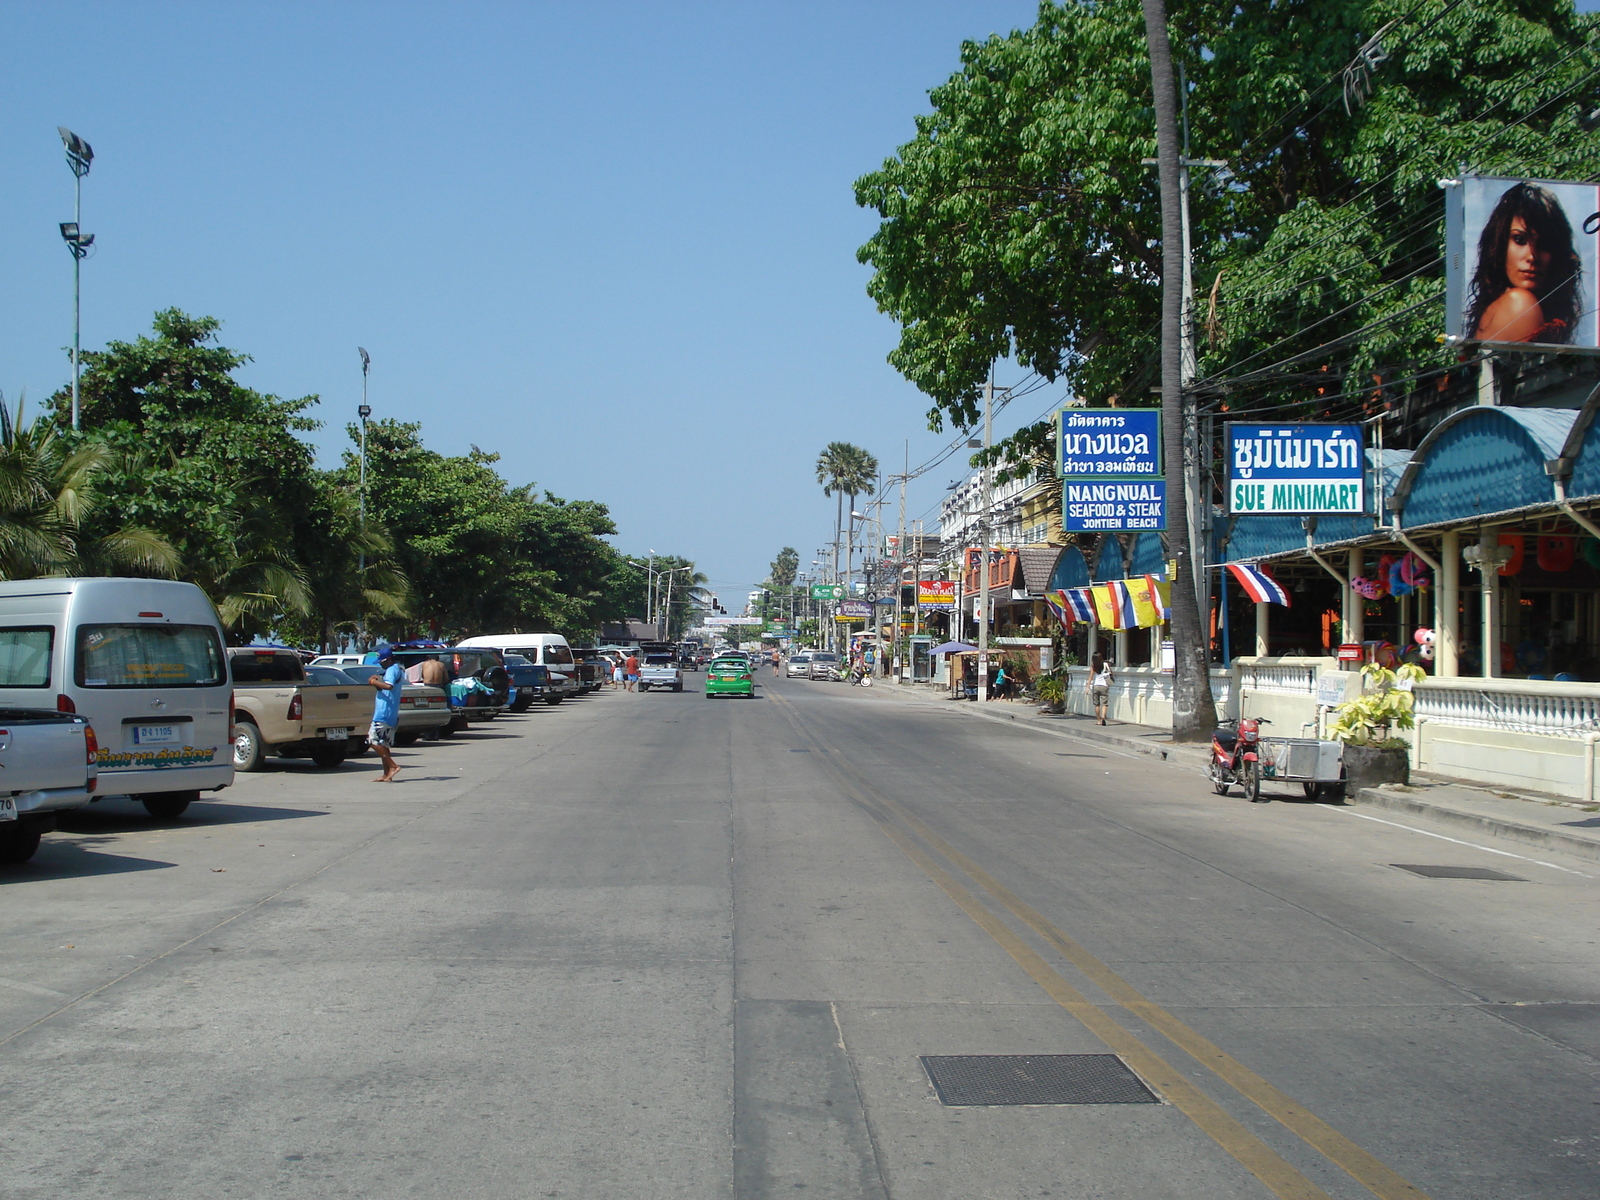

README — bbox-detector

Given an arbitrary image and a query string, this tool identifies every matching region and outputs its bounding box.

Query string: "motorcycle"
[1209,716,1271,803]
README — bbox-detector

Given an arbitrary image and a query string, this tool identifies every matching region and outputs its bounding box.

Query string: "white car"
[786,652,813,678]
[309,654,369,668]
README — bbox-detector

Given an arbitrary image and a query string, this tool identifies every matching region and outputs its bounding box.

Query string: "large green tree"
[856,0,1598,433]
[51,309,324,638]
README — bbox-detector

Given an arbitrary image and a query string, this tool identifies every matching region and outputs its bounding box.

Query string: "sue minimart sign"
[1055,407,1166,531]
[1227,424,1364,514]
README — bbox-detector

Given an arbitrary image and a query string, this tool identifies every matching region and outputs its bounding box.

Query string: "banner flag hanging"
[1227,563,1290,606]
[1064,588,1097,623]
[1126,576,1164,628]
[1043,590,1075,632]
[1145,575,1172,622]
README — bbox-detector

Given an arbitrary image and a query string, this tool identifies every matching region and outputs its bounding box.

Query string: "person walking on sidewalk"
[366,643,406,782]
[623,651,640,692]
[1087,653,1113,725]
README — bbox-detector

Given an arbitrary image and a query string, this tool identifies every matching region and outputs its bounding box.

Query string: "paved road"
[1,673,1596,1199]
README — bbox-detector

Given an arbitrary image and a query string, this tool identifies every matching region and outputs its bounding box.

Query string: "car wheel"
[673,683,683,692]
[511,697,533,713]
[545,696,563,706]
[0,823,44,863]
[309,744,348,768]
[232,720,266,772]
[395,730,421,747]
[142,790,196,820]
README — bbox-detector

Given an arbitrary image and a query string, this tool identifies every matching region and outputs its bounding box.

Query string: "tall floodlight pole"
[1141,0,1217,739]
[58,128,94,431]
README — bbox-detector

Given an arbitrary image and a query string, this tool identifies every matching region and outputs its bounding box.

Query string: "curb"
[1351,786,1600,863]
[873,682,1211,767]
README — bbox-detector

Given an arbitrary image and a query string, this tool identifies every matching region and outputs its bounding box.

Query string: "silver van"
[0,579,234,818]
[454,633,579,701]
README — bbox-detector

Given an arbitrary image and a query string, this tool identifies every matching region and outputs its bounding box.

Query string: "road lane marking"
[770,691,1434,1200]
[1317,805,1593,878]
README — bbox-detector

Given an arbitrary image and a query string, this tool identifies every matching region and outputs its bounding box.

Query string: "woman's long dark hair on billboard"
[1464,182,1582,344]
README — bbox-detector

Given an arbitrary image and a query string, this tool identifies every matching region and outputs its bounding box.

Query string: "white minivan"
[0,578,234,818]
[453,633,579,701]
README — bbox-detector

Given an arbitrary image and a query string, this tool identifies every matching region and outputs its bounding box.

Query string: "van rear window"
[76,624,225,688]
[0,627,53,687]
[542,646,574,666]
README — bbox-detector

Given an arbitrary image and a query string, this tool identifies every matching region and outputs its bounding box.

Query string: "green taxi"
[705,656,755,699]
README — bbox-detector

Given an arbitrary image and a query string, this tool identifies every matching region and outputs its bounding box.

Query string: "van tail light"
[56,693,76,714]
[84,724,99,792]
[288,694,303,722]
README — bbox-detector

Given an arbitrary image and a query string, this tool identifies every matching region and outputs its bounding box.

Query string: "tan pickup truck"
[227,648,373,771]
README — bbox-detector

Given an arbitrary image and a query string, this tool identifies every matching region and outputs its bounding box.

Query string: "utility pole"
[977,375,993,703]
[357,348,372,652]
[1142,0,1218,739]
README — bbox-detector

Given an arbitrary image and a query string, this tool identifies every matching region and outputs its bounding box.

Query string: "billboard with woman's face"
[1446,175,1599,349]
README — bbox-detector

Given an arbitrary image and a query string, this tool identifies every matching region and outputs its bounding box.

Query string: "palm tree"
[814,442,878,585]
[0,396,177,581]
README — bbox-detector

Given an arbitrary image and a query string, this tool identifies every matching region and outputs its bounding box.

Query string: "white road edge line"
[1317,804,1593,878]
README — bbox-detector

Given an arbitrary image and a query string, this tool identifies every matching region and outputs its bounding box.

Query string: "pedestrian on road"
[771,650,781,676]
[366,644,406,782]
[1087,653,1113,725]
[611,658,623,688]
[624,652,639,692]
[991,663,1008,700]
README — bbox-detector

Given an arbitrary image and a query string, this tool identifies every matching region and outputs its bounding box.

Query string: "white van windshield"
[76,624,226,688]
[0,627,53,687]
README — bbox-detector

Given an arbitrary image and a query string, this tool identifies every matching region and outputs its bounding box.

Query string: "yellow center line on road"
[768,691,1432,1200]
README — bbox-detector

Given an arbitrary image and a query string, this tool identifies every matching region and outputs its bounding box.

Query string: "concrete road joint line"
[1319,805,1593,878]
[769,689,1435,1200]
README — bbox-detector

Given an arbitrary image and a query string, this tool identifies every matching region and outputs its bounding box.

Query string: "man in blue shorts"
[366,644,406,782]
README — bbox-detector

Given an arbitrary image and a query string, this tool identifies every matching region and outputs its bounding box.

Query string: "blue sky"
[6,3,1591,612]
[0,1,1045,610]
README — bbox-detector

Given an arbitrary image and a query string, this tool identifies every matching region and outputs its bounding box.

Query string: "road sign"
[811,584,845,601]
[1062,480,1166,532]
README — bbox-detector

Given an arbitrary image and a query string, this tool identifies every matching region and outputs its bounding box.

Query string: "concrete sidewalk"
[870,677,1600,864]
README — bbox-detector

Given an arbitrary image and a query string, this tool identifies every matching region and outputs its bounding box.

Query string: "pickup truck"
[638,653,683,692]
[502,654,548,712]
[0,709,98,863]
[228,648,374,771]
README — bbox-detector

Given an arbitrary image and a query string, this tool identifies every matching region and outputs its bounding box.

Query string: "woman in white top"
[1087,653,1113,725]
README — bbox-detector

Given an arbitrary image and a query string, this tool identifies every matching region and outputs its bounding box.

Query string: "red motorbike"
[1209,716,1271,803]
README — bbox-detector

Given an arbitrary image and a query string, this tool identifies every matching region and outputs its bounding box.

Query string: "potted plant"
[1034,670,1067,714]
[1327,663,1424,793]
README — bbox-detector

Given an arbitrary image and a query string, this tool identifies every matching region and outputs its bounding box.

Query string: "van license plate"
[0,797,15,822]
[132,725,181,746]
[324,728,349,740]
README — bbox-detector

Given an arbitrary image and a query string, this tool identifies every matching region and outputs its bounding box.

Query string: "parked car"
[501,653,548,712]
[0,708,99,862]
[308,654,368,669]
[785,652,813,678]
[381,643,511,731]
[0,578,234,819]
[453,634,579,701]
[638,653,683,692]
[807,652,840,680]
[229,648,374,771]
[705,656,754,699]
[324,667,451,745]
[569,647,609,693]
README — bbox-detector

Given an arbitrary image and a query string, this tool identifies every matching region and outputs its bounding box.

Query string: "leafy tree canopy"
[856,0,1599,443]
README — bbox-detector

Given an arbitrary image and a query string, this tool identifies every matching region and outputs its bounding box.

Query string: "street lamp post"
[58,128,94,432]
[357,349,372,649]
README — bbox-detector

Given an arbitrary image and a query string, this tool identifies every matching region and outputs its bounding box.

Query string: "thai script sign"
[917,581,956,610]
[837,599,873,620]
[1056,408,1161,477]
[98,745,221,771]
[1227,424,1364,513]
[1063,481,1166,532]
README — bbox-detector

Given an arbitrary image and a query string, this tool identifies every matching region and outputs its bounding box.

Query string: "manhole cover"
[920,1055,1159,1106]
[1391,864,1527,881]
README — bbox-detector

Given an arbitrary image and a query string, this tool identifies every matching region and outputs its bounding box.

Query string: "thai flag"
[1065,588,1097,623]
[1228,562,1290,606]
[1044,590,1074,631]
